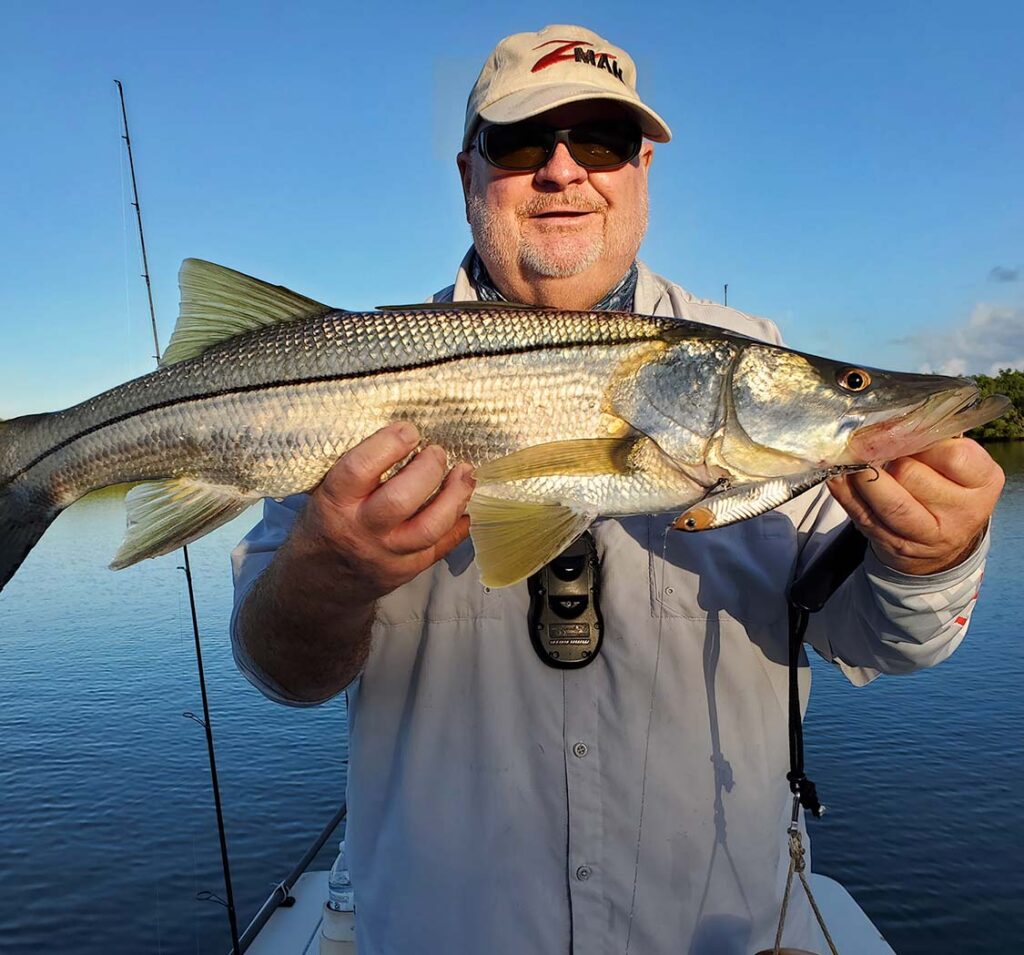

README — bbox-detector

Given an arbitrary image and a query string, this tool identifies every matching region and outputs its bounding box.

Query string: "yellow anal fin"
[468,494,594,588]
[474,436,637,485]
[110,477,260,569]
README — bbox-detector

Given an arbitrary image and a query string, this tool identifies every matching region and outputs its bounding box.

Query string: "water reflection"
[1,447,1021,953]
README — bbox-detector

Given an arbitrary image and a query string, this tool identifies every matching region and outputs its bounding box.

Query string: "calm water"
[2,448,1022,953]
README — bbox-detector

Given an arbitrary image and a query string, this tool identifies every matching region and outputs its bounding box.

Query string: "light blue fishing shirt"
[230,256,989,955]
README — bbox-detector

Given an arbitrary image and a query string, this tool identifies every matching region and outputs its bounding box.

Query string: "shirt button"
[572,741,589,758]
[576,865,592,881]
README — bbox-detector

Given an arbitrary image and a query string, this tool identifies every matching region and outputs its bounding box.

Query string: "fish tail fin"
[0,414,64,593]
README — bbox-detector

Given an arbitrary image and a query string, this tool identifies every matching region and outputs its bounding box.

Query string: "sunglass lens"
[479,121,642,170]
[481,124,552,170]
[568,122,641,168]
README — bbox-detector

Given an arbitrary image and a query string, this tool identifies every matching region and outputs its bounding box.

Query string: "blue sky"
[1,1,1021,418]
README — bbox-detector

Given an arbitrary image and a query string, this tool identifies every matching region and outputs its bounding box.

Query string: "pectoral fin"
[111,478,260,568]
[468,494,594,587]
[474,436,637,484]
[674,467,861,532]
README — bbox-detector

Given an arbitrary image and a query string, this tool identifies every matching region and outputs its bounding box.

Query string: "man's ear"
[640,142,654,173]
[457,151,473,221]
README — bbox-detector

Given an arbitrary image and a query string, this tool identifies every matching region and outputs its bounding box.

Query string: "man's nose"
[534,142,588,188]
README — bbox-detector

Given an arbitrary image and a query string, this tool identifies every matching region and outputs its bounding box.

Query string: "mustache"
[517,194,607,217]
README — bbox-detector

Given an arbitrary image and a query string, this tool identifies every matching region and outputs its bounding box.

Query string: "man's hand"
[291,422,475,598]
[827,438,1004,576]
[237,422,475,703]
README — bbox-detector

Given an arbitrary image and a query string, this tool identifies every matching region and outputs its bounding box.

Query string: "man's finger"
[847,467,938,536]
[388,464,476,554]
[880,456,965,512]
[318,423,421,506]
[359,444,448,533]
[830,470,937,541]
[827,475,887,536]
[426,514,473,564]
[907,438,1001,490]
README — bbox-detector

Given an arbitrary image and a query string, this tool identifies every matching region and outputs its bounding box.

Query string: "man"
[232,25,1003,954]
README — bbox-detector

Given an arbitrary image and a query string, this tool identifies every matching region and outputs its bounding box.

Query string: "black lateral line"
[11,334,654,483]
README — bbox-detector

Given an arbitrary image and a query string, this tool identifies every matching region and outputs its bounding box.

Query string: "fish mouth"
[847,384,1010,463]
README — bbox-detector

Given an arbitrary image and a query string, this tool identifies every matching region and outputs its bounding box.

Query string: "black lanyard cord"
[786,601,823,817]
[786,523,869,819]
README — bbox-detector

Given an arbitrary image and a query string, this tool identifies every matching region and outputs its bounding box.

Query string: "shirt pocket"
[647,511,796,625]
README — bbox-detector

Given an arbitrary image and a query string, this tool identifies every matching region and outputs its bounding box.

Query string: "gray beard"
[467,194,623,280]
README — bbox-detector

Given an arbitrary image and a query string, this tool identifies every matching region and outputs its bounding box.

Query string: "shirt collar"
[465,248,638,312]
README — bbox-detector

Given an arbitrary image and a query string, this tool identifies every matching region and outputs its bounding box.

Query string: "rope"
[772,601,835,955]
[773,843,796,953]
[772,816,840,955]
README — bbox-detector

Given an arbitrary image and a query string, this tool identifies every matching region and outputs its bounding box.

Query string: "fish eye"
[837,368,871,392]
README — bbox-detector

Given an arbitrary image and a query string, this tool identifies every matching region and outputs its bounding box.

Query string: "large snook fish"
[0,260,1008,591]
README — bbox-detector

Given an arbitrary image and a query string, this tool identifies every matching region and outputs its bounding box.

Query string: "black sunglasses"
[474,120,643,171]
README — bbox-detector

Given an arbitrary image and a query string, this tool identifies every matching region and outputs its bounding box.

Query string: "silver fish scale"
[31,315,674,508]
[188,306,673,395]
[24,306,676,465]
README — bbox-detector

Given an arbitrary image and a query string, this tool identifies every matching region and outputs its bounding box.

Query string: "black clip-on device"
[527,531,604,669]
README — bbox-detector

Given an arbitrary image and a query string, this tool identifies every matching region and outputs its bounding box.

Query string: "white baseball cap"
[463,25,672,150]
[462,25,671,150]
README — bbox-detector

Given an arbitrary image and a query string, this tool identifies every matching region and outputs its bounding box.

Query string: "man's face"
[458,101,654,298]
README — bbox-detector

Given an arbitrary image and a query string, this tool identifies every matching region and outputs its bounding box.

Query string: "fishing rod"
[115,78,242,954]
[115,80,161,367]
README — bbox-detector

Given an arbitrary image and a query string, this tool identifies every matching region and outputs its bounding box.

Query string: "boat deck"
[246,871,329,955]
[244,870,897,954]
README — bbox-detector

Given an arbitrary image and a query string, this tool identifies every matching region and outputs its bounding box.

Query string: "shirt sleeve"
[229,493,325,706]
[795,486,989,686]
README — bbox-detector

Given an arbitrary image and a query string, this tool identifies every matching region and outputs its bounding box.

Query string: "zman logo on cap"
[531,40,625,82]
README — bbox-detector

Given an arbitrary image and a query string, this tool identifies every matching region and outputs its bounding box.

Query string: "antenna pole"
[115,79,242,954]
[723,283,728,307]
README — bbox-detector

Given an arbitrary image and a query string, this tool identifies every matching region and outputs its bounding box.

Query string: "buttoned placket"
[562,666,606,954]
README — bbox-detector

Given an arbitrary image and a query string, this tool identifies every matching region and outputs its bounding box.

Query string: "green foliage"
[968,369,1024,441]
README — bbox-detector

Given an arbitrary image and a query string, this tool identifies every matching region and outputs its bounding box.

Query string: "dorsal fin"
[375,300,540,312]
[160,259,332,366]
